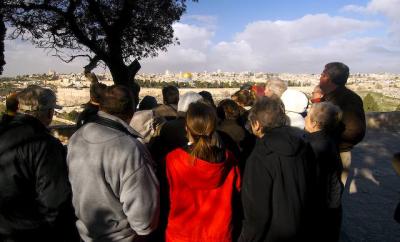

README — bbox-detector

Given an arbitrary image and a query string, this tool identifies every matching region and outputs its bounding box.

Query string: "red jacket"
[165,148,241,242]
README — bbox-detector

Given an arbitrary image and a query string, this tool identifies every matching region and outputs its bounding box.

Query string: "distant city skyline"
[3,0,400,76]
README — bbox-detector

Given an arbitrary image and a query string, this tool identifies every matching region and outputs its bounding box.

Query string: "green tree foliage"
[2,0,192,96]
[58,110,80,122]
[363,93,379,112]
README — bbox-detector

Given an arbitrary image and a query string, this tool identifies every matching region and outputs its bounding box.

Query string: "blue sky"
[186,0,370,33]
[185,0,385,40]
[3,0,400,75]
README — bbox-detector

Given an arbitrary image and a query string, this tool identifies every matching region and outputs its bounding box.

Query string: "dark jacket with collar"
[323,86,366,151]
[239,126,318,242]
[0,114,78,242]
[217,119,246,145]
[305,131,343,209]
[153,104,178,121]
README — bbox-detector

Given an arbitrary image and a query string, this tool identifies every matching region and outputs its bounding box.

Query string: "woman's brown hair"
[186,101,218,164]
[231,89,255,107]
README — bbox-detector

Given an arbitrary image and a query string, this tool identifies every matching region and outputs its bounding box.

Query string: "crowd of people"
[0,62,368,242]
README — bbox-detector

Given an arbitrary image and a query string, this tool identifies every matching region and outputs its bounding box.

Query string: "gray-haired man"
[0,85,78,242]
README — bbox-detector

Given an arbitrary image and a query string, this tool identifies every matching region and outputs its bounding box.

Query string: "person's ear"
[251,120,263,138]
[254,120,261,133]
[312,121,319,129]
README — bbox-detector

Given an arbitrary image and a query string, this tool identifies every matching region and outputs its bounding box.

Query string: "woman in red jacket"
[165,101,241,242]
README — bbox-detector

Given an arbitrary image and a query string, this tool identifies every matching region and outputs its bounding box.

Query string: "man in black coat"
[239,96,318,242]
[319,62,366,187]
[305,102,344,242]
[0,86,78,242]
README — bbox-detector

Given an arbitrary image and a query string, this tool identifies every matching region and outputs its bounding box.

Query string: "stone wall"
[365,111,400,130]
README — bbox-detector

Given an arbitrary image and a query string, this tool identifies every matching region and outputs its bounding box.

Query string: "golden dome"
[182,72,193,79]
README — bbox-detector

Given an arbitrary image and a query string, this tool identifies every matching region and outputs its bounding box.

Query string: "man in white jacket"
[67,85,159,242]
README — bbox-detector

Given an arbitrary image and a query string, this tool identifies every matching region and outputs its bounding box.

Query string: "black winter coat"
[305,131,343,242]
[0,115,78,242]
[305,131,343,209]
[239,126,318,242]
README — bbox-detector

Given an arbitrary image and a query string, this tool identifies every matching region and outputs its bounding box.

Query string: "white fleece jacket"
[67,111,159,242]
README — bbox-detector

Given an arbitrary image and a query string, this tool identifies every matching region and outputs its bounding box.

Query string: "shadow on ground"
[340,127,400,242]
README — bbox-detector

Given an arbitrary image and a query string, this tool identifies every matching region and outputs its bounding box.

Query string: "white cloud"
[140,23,213,73]
[342,0,400,41]
[183,15,218,29]
[143,13,400,73]
[342,0,400,19]
[3,39,88,76]
[3,11,400,76]
[341,5,370,14]
[236,14,377,44]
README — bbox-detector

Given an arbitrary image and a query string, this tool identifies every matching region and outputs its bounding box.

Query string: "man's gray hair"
[265,78,288,97]
[309,102,342,132]
[18,85,56,118]
[177,92,203,113]
[248,96,287,131]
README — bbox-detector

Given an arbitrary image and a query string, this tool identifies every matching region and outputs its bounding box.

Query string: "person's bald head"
[264,78,287,97]
[311,85,324,103]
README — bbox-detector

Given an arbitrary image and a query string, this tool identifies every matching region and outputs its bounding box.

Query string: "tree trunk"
[107,60,141,105]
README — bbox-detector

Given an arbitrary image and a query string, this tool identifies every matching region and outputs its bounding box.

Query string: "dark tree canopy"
[0,2,5,75]
[1,0,190,96]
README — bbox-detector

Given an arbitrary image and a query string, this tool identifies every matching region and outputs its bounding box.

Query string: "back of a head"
[90,82,107,104]
[186,101,218,163]
[324,62,349,86]
[100,85,135,121]
[5,92,19,113]
[162,85,179,105]
[217,99,240,120]
[265,78,287,97]
[177,92,203,113]
[309,102,342,133]
[18,85,56,120]
[139,95,158,111]
[251,84,266,98]
[248,96,287,132]
[240,83,252,91]
[231,89,254,107]
[198,91,215,107]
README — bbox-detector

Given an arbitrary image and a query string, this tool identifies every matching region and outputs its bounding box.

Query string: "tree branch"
[7,1,107,60]
[52,52,91,63]
[63,1,107,59]
[87,0,111,35]
[128,59,141,78]
[112,0,134,34]
[84,55,100,74]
